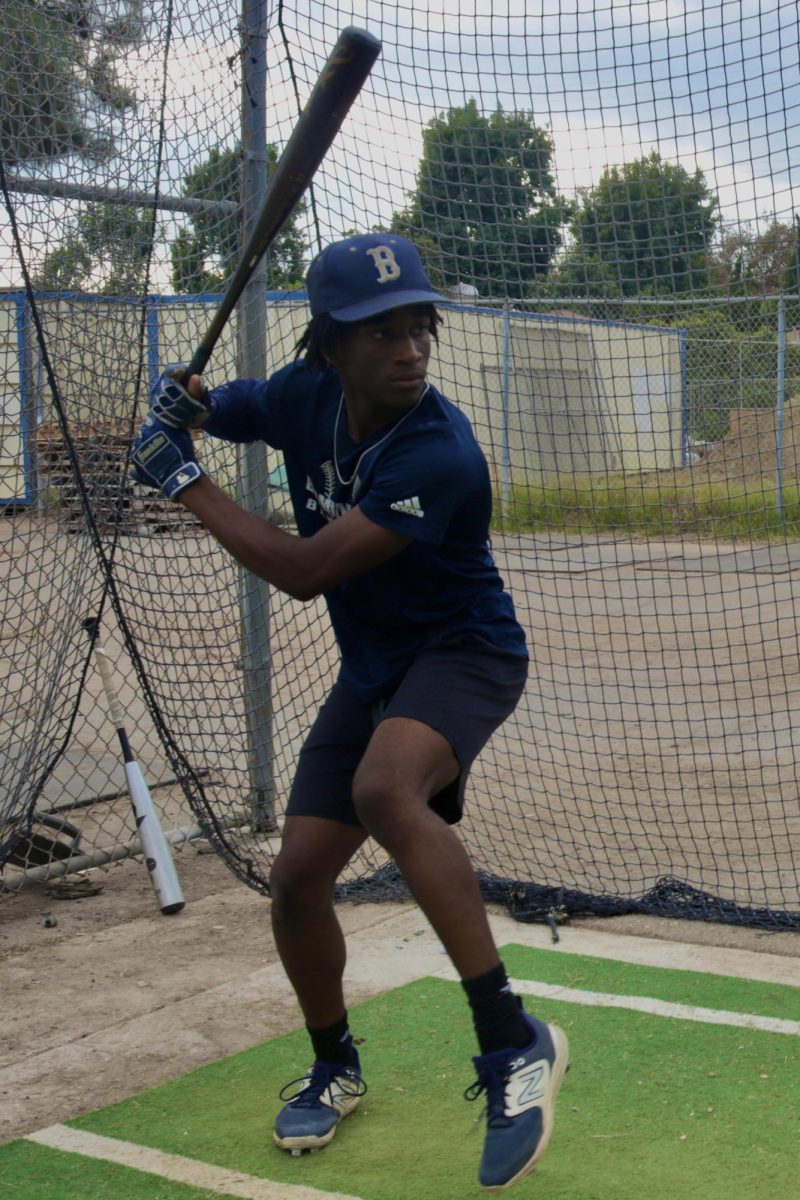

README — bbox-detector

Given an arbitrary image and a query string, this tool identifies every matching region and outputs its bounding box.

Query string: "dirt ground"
[0,846,362,1144]
[2,841,799,1148]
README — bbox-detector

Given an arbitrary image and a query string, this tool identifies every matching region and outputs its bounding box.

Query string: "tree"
[1,1,146,165]
[712,218,797,296]
[704,216,800,332]
[170,146,308,293]
[391,100,571,299]
[556,151,719,298]
[32,203,153,294]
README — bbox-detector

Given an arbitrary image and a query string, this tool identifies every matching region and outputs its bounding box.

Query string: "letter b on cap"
[365,245,401,284]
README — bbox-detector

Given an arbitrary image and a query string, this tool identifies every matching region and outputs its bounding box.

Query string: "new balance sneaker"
[465,1016,569,1192]
[273,1053,366,1154]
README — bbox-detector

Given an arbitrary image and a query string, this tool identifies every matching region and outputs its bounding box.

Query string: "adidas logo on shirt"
[389,495,425,518]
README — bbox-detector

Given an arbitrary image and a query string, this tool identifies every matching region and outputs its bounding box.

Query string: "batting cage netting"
[2,0,799,929]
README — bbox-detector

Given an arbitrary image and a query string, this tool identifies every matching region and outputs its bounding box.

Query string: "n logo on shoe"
[505,1059,550,1116]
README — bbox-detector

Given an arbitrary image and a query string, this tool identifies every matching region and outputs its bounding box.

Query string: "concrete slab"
[670,542,800,575]
[38,752,176,807]
[496,535,800,577]
[500,541,684,574]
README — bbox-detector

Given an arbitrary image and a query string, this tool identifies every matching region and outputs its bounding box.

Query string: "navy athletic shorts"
[285,638,528,827]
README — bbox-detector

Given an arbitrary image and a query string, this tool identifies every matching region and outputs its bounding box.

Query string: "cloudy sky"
[3,0,799,289]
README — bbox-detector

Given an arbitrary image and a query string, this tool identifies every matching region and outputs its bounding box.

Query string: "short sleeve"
[358,430,475,544]
[204,361,305,448]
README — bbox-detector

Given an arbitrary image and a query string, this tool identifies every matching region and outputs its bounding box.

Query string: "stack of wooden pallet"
[35,420,200,534]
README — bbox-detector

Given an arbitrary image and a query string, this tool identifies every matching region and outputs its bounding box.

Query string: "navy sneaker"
[465,1016,569,1192]
[273,1053,366,1154]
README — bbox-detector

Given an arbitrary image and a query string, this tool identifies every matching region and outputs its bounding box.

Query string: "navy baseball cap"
[306,233,446,321]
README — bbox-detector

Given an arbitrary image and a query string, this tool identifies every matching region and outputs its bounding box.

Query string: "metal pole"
[15,294,36,507]
[5,174,237,216]
[501,303,512,518]
[0,815,275,890]
[238,0,277,832]
[776,296,786,521]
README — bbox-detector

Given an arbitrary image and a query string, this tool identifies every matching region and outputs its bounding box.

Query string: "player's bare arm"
[178,475,411,600]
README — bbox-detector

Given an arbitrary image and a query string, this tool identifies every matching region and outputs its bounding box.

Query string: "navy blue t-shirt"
[205,360,527,702]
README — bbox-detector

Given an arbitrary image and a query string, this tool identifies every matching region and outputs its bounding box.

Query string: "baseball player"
[131,232,569,1192]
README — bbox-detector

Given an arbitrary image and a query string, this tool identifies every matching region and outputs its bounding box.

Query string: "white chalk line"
[511,978,800,1035]
[25,1123,363,1200]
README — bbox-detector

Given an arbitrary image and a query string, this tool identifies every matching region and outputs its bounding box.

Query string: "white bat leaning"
[83,617,185,914]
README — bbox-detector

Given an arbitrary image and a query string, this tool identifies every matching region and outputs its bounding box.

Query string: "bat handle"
[183,347,211,382]
[84,617,125,728]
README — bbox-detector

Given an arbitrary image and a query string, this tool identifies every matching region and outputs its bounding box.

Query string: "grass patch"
[495,476,800,540]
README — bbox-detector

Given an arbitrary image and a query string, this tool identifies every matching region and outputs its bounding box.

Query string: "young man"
[131,233,569,1192]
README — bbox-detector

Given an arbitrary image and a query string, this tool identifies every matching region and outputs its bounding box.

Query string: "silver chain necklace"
[332,384,430,487]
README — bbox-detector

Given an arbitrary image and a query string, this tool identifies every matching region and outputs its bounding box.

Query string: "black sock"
[306,1013,358,1065]
[462,962,533,1055]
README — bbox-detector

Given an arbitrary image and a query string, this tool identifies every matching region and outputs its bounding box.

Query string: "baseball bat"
[83,618,185,915]
[183,26,382,380]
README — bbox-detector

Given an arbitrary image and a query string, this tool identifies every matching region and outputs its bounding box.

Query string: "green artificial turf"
[3,947,798,1200]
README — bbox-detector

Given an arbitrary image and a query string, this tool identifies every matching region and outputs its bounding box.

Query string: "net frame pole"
[776,296,786,520]
[15,293,35,508]
[500,302,512,518]
[237,0,277,833]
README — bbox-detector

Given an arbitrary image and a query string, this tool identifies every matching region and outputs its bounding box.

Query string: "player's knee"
[269,851,328,915]
[351,775,413,844]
